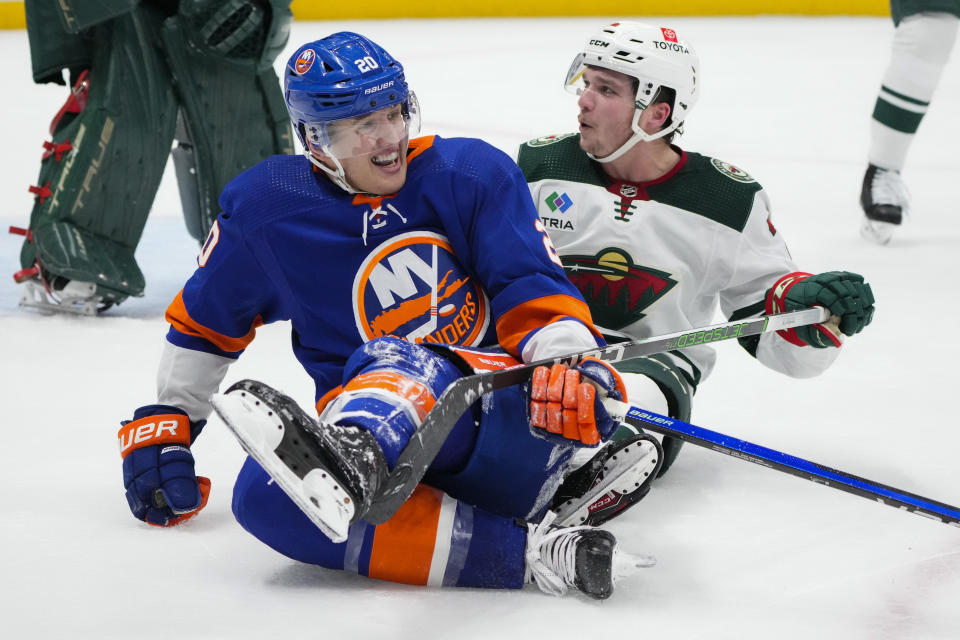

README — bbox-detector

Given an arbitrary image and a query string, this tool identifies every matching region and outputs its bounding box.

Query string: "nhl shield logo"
[295,49,316,74]
[353,231,491,346]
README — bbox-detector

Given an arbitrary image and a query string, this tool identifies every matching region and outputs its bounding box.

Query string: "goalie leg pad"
[25,0,93,85]
[19,6,179,305]
[161,0,295,242]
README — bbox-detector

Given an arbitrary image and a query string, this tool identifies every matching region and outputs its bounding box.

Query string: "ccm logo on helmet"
[364,80,395,95]
[589,39,610,47]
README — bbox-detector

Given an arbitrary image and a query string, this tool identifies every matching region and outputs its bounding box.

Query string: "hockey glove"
[766,271,875,348]
[118,405,211,526]
[529,357,627,446]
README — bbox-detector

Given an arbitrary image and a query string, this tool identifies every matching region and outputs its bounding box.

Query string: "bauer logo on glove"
[118,405,211,527]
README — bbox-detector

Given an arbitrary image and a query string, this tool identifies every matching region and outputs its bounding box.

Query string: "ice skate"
[525,511,654,600]
[211,379,388,543]
[860,163,909,245]
[14,270,104,316]
[552,434,662,526]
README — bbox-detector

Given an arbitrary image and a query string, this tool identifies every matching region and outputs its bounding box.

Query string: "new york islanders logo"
[562,248,676,330]
[295,49,316,74]
[353,231,491,346]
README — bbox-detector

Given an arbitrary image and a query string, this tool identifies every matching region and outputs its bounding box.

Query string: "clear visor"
[563,56,655,112]
[563,53,589,96]
[304,92,421,160]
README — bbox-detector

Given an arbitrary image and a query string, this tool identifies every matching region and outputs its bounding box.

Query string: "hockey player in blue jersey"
[116,32,661,599]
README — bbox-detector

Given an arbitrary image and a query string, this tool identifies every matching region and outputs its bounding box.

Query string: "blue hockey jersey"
[164,136,598,405]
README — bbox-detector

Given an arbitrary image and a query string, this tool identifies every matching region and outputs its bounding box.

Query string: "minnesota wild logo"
[710,158,755,183]
[561,248,677,329]
[526,133,577,147]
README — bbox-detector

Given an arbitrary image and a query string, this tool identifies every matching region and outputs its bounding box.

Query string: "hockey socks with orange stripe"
[322,336,478,472]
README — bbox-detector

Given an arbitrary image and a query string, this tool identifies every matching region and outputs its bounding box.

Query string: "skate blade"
[860,218,896,245]
[613,547,657,581]
[554,440,659,526]
[211,390,354,543]
[18,279,100,316]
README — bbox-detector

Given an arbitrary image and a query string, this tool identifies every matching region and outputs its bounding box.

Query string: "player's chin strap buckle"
[16,271,101,316]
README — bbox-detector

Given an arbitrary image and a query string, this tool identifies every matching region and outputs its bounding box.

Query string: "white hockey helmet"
[565,21,700,162]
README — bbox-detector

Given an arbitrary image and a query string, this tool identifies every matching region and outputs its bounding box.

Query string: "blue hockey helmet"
[284,32,419,152]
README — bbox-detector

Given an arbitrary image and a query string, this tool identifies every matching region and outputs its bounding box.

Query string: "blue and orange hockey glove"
[118,405,210,526]
[766,271,876,348]
[529,357,627,446]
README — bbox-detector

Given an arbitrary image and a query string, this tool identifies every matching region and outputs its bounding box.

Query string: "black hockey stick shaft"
[609,402,960,527]
[365,307,830,523]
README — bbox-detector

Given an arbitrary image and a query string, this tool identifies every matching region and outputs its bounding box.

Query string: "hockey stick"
[364,306,830,522]
[605,402,960,527]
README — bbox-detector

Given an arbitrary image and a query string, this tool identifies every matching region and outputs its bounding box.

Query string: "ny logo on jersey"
[353,231,491,346]
[562,248,677,330]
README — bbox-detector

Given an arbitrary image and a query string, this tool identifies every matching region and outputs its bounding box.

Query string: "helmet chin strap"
[587,107,676,164]
[305,150,360,194]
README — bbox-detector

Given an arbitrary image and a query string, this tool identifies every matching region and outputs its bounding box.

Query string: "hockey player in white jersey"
[519,22,876,512]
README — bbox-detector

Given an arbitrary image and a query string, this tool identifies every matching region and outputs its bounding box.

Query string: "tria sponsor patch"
[545,191,573,213]
[353,231,491,346]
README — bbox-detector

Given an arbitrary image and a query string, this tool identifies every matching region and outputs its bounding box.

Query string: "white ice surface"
[2,16,959,640]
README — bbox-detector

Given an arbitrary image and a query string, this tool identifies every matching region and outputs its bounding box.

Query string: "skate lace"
[871,167,910,212]
[525,510,589,596]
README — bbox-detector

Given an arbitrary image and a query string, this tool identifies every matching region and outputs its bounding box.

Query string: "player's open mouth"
[371,150,400,168]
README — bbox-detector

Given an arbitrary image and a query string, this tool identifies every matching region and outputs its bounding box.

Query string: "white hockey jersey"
[518,133,839,401]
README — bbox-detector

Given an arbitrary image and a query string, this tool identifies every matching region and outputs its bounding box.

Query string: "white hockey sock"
[868,12,959,170]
